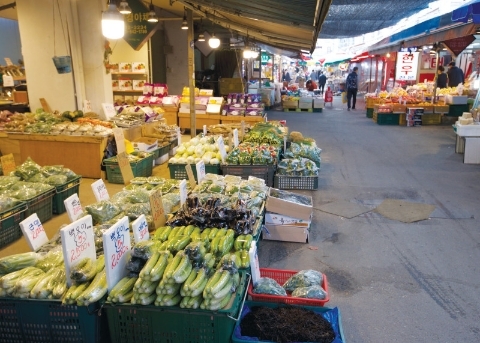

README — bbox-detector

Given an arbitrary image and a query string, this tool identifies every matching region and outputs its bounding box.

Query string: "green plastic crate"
[231,301,345,343]
[168,163,221,181]
[104,154,154,184]
[0,202,27,248]
[0,298,107,342]
[366,108,374,118]
[25,188,56,223]
[221,164,276,187]
[376,113,399,125]
[52,176,82,214]
[104,271,249,343]
[447,104,469,117]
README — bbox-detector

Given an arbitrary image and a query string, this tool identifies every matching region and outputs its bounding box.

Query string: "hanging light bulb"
[118,1,132,15]
[198,33,205,42]
[209,33,220,48]
[102,0,125,39]
[181,10,188,30]
[250,46,259,59]
[243,47,252,59]
[147,1,158,23]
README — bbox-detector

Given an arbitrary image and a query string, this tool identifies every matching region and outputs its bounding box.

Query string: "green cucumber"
[210,270,231,295]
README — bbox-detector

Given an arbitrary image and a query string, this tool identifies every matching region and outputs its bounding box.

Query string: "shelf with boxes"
[111,62,149,104]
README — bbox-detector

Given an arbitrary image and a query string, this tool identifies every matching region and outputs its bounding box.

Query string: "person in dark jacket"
[346,67,358,111]
[436,66,447,89]
[447,61,464,87]
[282,69,291,82]
[318,72,327,95]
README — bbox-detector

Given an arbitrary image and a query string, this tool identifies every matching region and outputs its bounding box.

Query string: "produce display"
[168,135,227,165]
[113,106,162,127]
[243,122,284,146]
[226,142,279,165]
[208,123,251,137]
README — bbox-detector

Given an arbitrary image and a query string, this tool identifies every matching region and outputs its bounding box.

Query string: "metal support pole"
[368,57,373,93]
[433,52,439,104]
[187,9,196,137]
[374,56,379,92]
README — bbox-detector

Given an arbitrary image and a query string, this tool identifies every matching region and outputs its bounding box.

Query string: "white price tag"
[249,241,261,287]
[113,128,126,154]
[19,213,49,251]
[103,216,131,292]
[2,75,13,87]
[64,193,84,222]
[91,179,110,202]
[179,179,188,205]
[60,215,96,286]
[102,103,117,120]
[132,214,149,243]
[217,136,227,163]
[195,160,206,183]
[177,128,182,145]
[284,135,287,152]
[83,100,92,113]
[203,125,207,136]
[233,129,239,147]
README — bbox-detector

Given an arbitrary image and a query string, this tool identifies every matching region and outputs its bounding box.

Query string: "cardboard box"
[199,89,214,96]
[208,97,224,104]
[313,98,325,108]
[266,188,313,221]
[446,95,468,105]
[262,223,309,243]
[132,137,158,152]
[132,62,146,73]
[119,62,132,72]
[112,80,120,91]
[265,212,311,226]
[282,100,298,109]
[133,80,146,91]
[119,79,133,91]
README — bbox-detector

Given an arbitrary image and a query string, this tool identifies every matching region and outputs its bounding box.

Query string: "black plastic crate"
[0,202,27,248]
[222,164,276,187]
[25,188,56,223]
[274,175,319,190]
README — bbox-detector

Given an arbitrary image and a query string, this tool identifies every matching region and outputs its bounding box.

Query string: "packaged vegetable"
[291,285,327,299]
[253,277,287,296]
[283,270,323,291]
[85,201,122,224]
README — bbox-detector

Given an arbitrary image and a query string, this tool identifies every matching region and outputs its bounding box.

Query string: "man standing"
[447,61,464,87]
[318,72,327,95]
[346,67,358,111]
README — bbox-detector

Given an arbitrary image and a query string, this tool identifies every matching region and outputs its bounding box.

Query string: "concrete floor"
[261,97,480,342]
[1,98,480,341]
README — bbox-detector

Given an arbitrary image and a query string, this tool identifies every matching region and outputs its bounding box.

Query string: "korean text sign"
[396,52,419,81]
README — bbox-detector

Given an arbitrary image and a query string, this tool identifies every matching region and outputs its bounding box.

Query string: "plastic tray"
[52,176,82,214]
[25,188,56,223]
[366,108,373,118]
[104,154,154,184]
[168,163,221,181]
[248,268,329,306]
[274,175,318,190]
[0,202,27,248]
[231,301,345,343]
[221,164,276,187]
[104,271,249,343]
[0,298,107,342]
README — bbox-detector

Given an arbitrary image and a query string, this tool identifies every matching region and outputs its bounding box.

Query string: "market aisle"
[263,96,480,342]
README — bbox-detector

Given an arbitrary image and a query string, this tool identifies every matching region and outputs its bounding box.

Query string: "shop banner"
[396,52,419,81]
[443,35,475,57]
[124,0,159,51]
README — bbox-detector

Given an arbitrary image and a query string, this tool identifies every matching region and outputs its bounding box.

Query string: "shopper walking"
[447,61,464,87]
[436,66,447,89]
[346,67,358,111]
[318,72,327,95]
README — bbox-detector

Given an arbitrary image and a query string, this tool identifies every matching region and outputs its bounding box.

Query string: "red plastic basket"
[247,268,329,306]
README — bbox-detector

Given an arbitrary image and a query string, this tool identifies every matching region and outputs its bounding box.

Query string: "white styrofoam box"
[299,97,313,104]
[265,212,311,226]
[313,98,325,108]
[169,146,178,156]
[446,95,468,105]
[455,122,480,136]
[206,103,222,114]
[155,153,169,165]
[132,138,158,152]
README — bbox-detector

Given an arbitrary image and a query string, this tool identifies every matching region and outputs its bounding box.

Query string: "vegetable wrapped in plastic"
[291,285,327,299]
[283,269,323,291]
[45,174,68,186]
[124,202,151,219]
[85,200,122,224]
[253,277,287,296]
[14,157,42,180]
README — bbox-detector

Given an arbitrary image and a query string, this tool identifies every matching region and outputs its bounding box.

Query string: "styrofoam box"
[265,212,311,226]
[455,122,480,136]
[446,95,468,105]
[155,153,169,165]
[313,99,325,108]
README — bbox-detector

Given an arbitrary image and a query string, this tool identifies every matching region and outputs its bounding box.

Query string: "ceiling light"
[243,47,252,59]
[147,1,158,23]
[198,33,205,42]
[102,0,125,39]
[386,52,391,58]
[209,33,220,48]
[181,10,188,30]
[118,1,131,15]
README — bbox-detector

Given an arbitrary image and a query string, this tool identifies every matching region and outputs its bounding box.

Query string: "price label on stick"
[284,135,287,152]
[117,151,134,185]
[102,103,117,120]
[1,153,16,176]
[83,100,92,113]
[196,160,206,183]
[112,128,126,153]
[19,213,49,251]
[203,125,207,136]
[217,136,227,163]
[103,216,131,291]
[91,179,110,201]
[233,129,239,147]
[176,128,182,145]
[132,214,149,243]
[149,189,166,228]
[64,193,84,222]
[179,179,187,205]
[185,164,196,188]
[60,215,96,287]
[241,121,246,140]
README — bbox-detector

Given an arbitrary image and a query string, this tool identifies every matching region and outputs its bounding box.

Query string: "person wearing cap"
[447,61,464,87]
[346,67,358,111]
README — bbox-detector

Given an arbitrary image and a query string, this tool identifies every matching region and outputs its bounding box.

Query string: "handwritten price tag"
[0,153,16,176]
[132,214,149,243]
[217,136,227,163]
[19,213,49,251]
[91,179,110,201]
[113,128,126,153]
[233,129,239,147]
[195,160,206,183]
[83,100,92,113]
[103,216,131,291]
[64,193,83,222]
[149,189,166,228]
[60,215,96,286]
[185,164,197,188]
[179,179,187,205]
[117,151,134,185]
[102,103,117,120]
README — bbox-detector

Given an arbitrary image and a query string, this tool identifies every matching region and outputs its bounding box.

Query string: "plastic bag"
[14,157,42,181]
[27,173,47,183]
[126,189,150,204]
[45,174,68,186]
[253,277,287,296]
[0,195,24,212]
[9,188,38,200]
[283,269,323,291]
[125,202,151,219]
[291,285,327,299]
[162,193,181,214]
[85,201,122,224]
[131,240,155,260]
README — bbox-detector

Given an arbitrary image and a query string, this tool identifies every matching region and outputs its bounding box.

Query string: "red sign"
[443,35,475,56]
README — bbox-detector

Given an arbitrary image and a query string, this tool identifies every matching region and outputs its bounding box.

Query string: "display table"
[161,107,179,126]
[454,123,480,164]
[221,115,265,125]
[178,113,221,130]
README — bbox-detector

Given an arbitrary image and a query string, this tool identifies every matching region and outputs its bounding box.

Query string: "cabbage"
[195,146,205,157]
[190,137,200,146]
[200,137,208,144]
[211,144,218,152]
[169,158,178,164]
[186,156,195,164]
[182,153,189,158]
[194,157,201,163]
[210,158,220,164]
[183,142,191,148]
[216,152,222,160]
[202,152,212,163]
[187,146,196,155]
[225,145,230,153]
[178,157,187,164]
[177,146,186,155]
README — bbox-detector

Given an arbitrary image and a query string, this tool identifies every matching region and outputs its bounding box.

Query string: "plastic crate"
[221,164,276,187]
[104,271,249,343]
[25,188,55,223]
[422,113,442,125]
[374,112,399,125]
[52,176,82,214]
[0,202,27,248]
[231,301,345,343]
[274,175,318,190]
[104,154,154,184]
[0,298,107,342]
[168,163,221,181]
[366,108,373,118]
[248,268,329,306]
[447,104,469,117]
